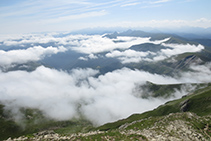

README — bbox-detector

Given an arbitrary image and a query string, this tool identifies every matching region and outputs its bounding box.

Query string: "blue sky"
[0,0,211,34]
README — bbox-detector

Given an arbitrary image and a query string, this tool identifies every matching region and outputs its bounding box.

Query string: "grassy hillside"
[54,83,211,140]
[98,83,211,131]
[0,105,22,140]
[136,81,206,98]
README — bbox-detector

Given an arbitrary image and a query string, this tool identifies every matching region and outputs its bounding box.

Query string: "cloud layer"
[0,46,66,66]
[71,36,152,54]
[0,66,172,125]
[105,43,204,63]
[1,62,210,125]
[0,33,205,65]
[0,33,209,126]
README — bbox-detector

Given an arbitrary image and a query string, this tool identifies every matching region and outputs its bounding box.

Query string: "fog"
[0,33,210,126]
[0,34,204,64]
[0,46,66,66]
[1,63,210,125]
[105,43,204,63]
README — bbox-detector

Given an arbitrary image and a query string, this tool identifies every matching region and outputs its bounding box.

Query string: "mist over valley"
[0,30,211,128]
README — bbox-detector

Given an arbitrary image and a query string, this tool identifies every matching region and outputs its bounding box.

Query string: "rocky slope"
[118,112,210,141]
[5,112,211,141]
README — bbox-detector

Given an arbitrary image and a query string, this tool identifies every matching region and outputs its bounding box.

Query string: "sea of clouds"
[0,33,204,65]
[0,33,210,126]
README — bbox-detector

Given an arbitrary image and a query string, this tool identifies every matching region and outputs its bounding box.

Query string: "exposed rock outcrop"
[180,99,189,112]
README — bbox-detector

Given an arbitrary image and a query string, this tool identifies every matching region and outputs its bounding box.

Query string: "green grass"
[54,119,93,135]
[139,81,184,98]
[186,90,211,116]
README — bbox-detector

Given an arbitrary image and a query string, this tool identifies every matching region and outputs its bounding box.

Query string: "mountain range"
[0,30,211,140]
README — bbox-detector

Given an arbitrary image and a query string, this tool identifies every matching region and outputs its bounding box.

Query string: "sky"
[0,0,211,33]
[1,0,211,34]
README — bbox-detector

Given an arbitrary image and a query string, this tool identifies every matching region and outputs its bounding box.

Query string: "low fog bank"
[0,33,210,126]
[1,63,211,126]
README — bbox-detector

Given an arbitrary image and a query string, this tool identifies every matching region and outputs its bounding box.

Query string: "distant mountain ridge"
[1,30,210,75]
[71,27,211,39]
[1,30,211,140]
[104,29,173,40]
[41,30,211,75]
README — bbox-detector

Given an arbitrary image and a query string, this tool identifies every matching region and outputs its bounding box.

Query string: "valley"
[0,30,211,140]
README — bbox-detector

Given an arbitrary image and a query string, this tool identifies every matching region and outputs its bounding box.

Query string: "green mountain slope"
[98,83,211,131]
[0,106,93,140]
[135,81,206,99]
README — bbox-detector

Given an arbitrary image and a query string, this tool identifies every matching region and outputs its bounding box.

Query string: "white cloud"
[106,49,151,64]
[1,33,69,46]
[0,46,67,66]
[71,36,171,63]
[196,18,211,23]
[0,32,209,127]
[104,38,204,64]
[101,18,211,29]
[160,43,204,57]
[0,33,90,48]
[89,54,98,59]
[179,63,211,83]
[1,34,156,64]
[1,34,204,65]
[2,34,147,54]
[151,37,170,44]
[152,55,167,61]
[72,36,151,54]
[121,2,140,7]
[0,66,179,125]
[0,0,91,18]
[150,0,171,4]
[37,10,108,24]
[150,43,204,61]
[119,57,144,64]
[106,49,149,58]
[78,54,100,61]
[0,61,210,125]
[78,56,88,61]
